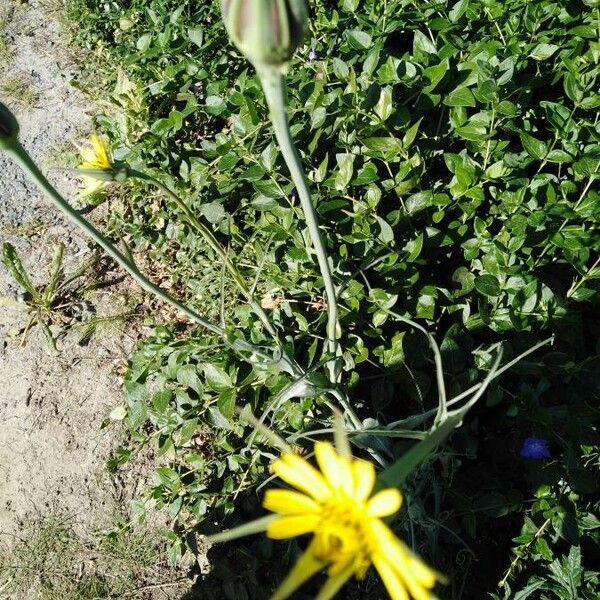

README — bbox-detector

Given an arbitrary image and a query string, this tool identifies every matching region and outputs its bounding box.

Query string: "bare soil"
[0,0,127,543]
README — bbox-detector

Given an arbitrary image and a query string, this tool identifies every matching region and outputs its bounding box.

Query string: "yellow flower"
[263,442,444,600]
[78,134,113,196]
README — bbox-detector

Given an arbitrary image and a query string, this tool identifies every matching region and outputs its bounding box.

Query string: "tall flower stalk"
[221,0,341,383]
[258,65,341,381]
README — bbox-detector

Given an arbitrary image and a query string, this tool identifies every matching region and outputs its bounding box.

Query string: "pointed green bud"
[221,0,308,67]
[0,101,19,150]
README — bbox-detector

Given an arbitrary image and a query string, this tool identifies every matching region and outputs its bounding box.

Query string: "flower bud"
[0,101,19,150]
[221,0,308,67]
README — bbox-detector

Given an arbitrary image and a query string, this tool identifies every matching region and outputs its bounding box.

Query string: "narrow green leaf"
[2,242,37,297]
[379,415,462,487]
[208,514,278,543]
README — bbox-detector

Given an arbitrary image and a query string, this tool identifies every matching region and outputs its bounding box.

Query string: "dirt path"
[0,0,126,539]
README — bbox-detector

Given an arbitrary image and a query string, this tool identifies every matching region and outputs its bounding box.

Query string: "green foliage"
[63,0,600,597]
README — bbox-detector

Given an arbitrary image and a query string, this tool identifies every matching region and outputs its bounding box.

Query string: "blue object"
[521,438,551,459]
[309,49,318,62]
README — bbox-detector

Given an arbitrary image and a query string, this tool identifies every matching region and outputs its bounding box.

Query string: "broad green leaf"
[374,87,393,121]
[188,28,203,47]
[311,106,326,129]
[346,30,372,50]
[475,274,501,297]
[203,363,233,391]
[456,123,487,141]
[444,87,476,107]
[449,0,469,22]
[204,96,227,116]
[332,57,349,79]
[413,30,437,55]
[218,388,236,420]
[335,153,355,191]
[520,132,548,160]
[546,149,573,163]
[529,43,559,61]
[136,33,152,52]
[406,191,433,215]
[177,364,203,395]
[363,137,403,156]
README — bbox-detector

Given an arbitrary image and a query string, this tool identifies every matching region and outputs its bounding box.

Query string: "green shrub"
[61,0,599,597]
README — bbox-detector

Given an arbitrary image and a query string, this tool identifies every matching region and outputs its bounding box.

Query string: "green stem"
[257,65,340,381]
[6,142,281,365]
[131,171,280,341]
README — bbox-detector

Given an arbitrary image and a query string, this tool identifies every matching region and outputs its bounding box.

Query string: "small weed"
[0,27,12,65]
[2,242,100,350]
[0,13,12,67]
[1,76,38,110]
[0,217,48,239]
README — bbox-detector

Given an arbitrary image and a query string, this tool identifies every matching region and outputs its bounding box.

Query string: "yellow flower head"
[78,134,114,196]
[263,442,444,600]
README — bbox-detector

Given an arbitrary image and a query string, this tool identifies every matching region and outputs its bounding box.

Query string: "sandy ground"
[0,0,127,539]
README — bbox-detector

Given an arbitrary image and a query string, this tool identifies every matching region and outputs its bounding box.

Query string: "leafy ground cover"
[59,0,599,597]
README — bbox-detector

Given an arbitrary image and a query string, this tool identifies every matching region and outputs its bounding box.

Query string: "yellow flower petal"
[366,488,402,518]
[272,453,331,501]
[405,555,440,588]
[370,519,441,594]
[90,134,111,168]
[263,489,320,515]
[80,147,97,164]
[315,442,342,488]
[315,441,354,495]
[79,135,112,171]
[270,540,325,600]
[352,459,376,502]
[314,564,355,600]
[266,514,321,539]
[373,555,410,600]
[80,176,105,197]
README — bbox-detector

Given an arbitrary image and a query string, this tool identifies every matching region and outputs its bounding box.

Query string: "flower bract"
[263,441,444,600]
[221,0,308,67]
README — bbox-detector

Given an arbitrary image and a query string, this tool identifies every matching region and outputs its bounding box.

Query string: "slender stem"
[257,65,340,381]
[131,171,280,341]
[387,311,447,424]
[6,142,278,363]
[386,335,555,428]
[567,256,600,299]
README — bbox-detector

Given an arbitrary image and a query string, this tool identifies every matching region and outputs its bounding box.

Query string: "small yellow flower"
[78,134,113,196]
[264,442,444,600]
